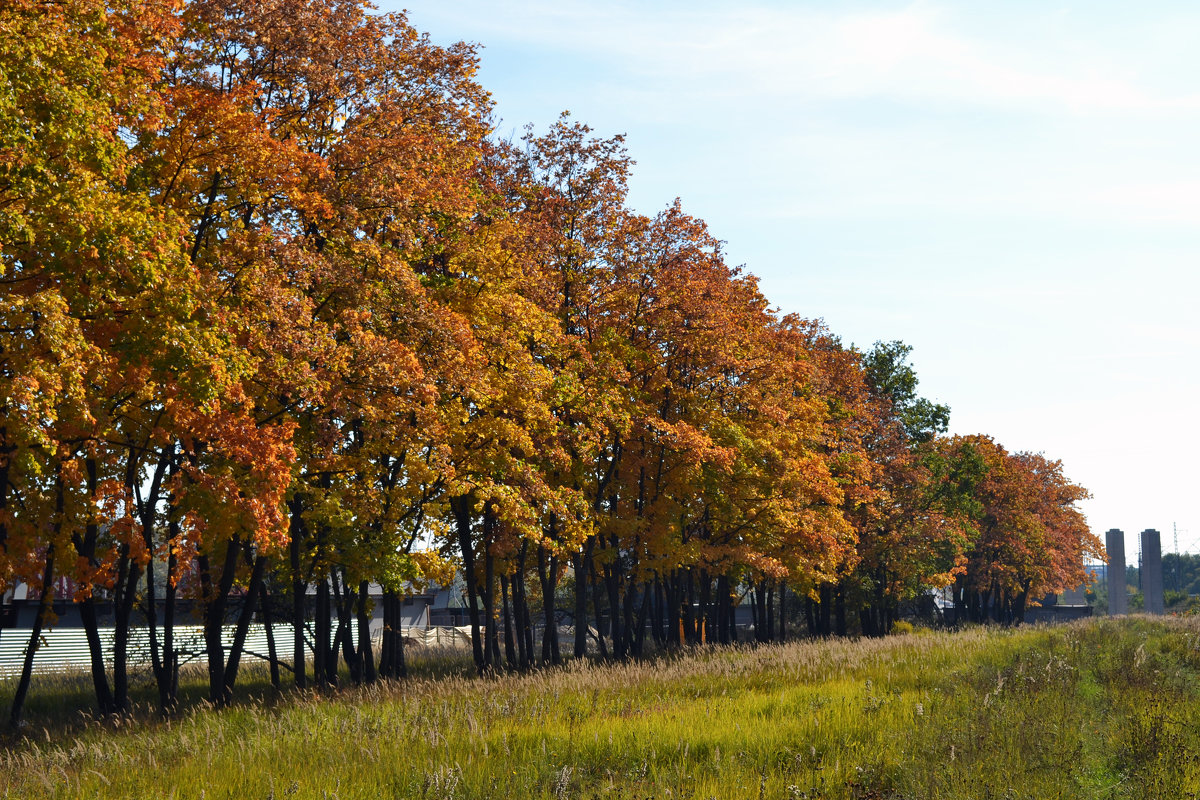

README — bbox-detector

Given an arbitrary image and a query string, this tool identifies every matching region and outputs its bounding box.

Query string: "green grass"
[3,617,1200,799]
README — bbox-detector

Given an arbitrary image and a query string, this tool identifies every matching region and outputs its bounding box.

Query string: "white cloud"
[406,1,1200,114]
[393,0,1200,543]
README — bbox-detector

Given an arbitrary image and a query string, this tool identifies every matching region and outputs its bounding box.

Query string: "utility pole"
[1174,522,1180,593]
[1137,534,1143,594]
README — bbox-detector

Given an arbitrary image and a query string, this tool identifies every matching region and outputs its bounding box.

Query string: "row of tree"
[0,0,1102,725]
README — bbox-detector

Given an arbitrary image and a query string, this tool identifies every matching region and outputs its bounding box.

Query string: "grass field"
[2,616,1199,799]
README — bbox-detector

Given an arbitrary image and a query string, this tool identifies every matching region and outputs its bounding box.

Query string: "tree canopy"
[0,0,1100,724]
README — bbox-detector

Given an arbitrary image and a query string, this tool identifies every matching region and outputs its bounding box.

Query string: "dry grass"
[2,617,1198,799]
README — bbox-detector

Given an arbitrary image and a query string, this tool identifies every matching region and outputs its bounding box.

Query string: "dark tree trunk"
[715,574,731,644]
[331,571,358,684]
[501,574,516,670]
[76,458,115,715]
[666,572,682,648]
[572,537,594,658]
[749,581,762,642]
[1015,583,1030,625]
[77,596,113,713]
[632,582,651,657]
[697,570,713,645]
[224,551,268,693]
[199,537,241,707]
[536,542,561,665]
[819,584,832,636]
[161,518,180,710]
[590,566,608,660]
[861,603,876,638]
[778,580,788,643]
[0,424,8,555]
[874,567,890,636]
[765,580,776,642]
[620,577,637,659]
[314,575,334,687]
[9,545,54,729]
[652,576,667,646]
[111,545,142,712]
[834,583,847,637]
[451,495,486,672]
[683,568,698,645]
[378,590,407,679]
[261,582,281,690]
[289,497,308,689]
[136,448,171,713]
[484,547,499,669]
[356,579,375,683]
[512,543,530,670]
[604,537,624,659]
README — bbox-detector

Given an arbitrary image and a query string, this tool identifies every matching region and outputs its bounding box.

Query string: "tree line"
[0,0,1102,725]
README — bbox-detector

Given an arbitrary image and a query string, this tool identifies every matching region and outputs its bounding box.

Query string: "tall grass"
[2,617,1198,799]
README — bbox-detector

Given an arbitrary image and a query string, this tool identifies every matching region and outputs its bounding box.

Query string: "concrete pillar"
[1106,529,1127,615]
[1141,529,1164,615]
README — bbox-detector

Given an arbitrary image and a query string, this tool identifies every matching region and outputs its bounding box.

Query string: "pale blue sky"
[388,0,1200,558]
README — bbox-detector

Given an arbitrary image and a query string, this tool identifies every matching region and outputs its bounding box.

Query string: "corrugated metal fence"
[0,623,474,678]
[0,624,304,678]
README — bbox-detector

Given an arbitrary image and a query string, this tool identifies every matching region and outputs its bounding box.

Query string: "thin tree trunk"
[484,547,499,669]
[536,542,560,665]
[835,583,847,637]
[632,582,651,657]
[666,572,682,648]
[513,545,530,670]
[314,575,332,687]
[162,517,179,710]
[77,458,114,715]
[683,569,697,645]
[653,576,667,646]
[392,593,407,678]
[590,566,608,660]
[604,536,624,659]
[332,570,358,684]
[112,547,141,712]
[778,580,788,643]
[261,582,280,690]
[451,495,486,672]
[224,551,268,693]
[765,580,775,642]
[501,573,516,670]
[378,590,405,680]
[749,581,761,642]
[9,546,54,729]
[819,583,832,636]
[289,499,307,690]
[199,536,241,707]
[621,578,637,658]
[697,570,711,646]
[572,538,593,658]
[77,596,113,713]
[357,579,376,683]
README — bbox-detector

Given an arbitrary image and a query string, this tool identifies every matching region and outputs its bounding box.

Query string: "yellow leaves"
[0,0,1095,643]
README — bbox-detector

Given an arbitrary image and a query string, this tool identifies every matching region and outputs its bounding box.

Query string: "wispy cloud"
[411,1,1200,114]
[394,0,1200,541]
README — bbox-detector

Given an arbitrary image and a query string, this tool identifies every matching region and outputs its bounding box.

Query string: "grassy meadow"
[2,616,1199,799]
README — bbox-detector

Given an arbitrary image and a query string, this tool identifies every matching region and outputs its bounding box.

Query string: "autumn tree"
[836,341,973,636]
[0,0,1109,729]
[946,435,1100,624]
[0,0,219,722]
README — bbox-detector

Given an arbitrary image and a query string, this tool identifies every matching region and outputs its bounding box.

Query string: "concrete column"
[1141,529,1164,615]
[1106,529,1126,615]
